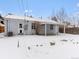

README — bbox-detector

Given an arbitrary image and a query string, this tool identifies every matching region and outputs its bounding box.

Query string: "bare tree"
[56,8,68,22]
[72,16,76,27]
[51,16,58,22]
[51,8,71,26]
[77,20,79,27]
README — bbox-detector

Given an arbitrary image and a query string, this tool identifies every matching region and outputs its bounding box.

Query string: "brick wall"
[0,26,4,33]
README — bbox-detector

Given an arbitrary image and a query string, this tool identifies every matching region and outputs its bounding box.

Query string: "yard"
[0,33,79,59]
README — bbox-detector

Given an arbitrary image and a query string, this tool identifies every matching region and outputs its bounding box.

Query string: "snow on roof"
[4,15,61,25]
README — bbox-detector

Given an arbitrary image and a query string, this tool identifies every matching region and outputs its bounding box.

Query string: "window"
[32,23,36,29]
[50,25,53,30]
[20,30,22,33]
[19,24,22,28]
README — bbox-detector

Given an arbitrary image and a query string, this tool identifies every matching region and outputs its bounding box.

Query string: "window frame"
[19,24,22,28]
[32,23,36,29]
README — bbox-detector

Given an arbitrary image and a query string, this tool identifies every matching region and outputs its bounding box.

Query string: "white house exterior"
[4,15,60,36]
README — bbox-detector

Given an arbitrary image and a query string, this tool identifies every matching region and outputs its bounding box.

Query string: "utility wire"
[24,0,29,16]
[21,0,25,12]
[17,0,23,14]
[17,0,30,16]
[17,0,25,14]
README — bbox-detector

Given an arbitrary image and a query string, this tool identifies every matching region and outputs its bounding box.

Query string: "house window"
[19,24,22,28]
[50,25,53,30]
[32,23,36,29]
[20,30,22,33]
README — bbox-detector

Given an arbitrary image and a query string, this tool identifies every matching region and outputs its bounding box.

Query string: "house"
[0,15,5,33]
[4,14,61,36]
[0,15,4,24]
[0,23,5,33]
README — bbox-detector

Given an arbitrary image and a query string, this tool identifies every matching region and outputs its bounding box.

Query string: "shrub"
[50,42,55,46]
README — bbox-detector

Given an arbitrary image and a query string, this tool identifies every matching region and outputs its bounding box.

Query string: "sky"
[0,0,79,17]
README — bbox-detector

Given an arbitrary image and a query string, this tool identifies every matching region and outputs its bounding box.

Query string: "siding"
[4,18,33,35]
[4,18,59,35]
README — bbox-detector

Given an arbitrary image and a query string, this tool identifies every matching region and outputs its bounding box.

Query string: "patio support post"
[45,23,47,36]
[64,24,65,34]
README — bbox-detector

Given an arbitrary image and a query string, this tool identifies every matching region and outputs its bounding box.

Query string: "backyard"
[0,33,79,59]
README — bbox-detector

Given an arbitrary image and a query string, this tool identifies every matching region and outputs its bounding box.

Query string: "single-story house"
[4,14,62,36]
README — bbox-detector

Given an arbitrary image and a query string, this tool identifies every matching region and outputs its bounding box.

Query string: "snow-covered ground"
[0,34,79,59]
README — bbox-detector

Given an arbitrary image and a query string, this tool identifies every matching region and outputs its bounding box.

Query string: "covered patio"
[31,19,61,36]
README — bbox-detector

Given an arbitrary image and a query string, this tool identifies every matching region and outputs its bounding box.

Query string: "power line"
[17,0,30,17]
[17,0,29,15]
[17,0,25,13]
[17,0,23,14]
[21,0,25,12]
[26,0,29,11]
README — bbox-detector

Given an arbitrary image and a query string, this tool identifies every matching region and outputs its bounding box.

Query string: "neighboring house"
[4,15,61,36]
[0,15,5,33]
[0,23,5,33]
[0,15,4,24]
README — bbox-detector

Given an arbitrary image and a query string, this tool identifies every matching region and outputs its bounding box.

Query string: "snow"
[0,34,79,59]
[0,33,5,38]
[4,15,60,24]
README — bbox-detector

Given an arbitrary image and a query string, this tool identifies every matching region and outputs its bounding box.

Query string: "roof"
[4,15,61,25]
